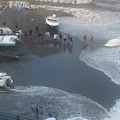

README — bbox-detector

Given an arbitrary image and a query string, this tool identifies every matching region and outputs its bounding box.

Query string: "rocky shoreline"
[1,0,101,23]
[33,4,100,22]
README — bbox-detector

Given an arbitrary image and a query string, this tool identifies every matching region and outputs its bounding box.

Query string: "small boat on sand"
[0,73,14,90]
[45,14,59,27]
[0,35,19,47]
[0,27,13,34]
[104,38,120,47]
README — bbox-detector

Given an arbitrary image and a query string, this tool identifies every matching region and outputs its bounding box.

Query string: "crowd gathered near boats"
[0,1,96,48]
[0,22,96,49]
[0,20,75,47]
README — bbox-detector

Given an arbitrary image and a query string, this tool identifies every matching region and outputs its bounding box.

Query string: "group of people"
[0,2,7,14]
[82,34,94,50]
[83,35,94,44]
[53,33,73,45]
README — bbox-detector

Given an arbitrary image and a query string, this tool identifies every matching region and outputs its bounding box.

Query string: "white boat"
[0,73,14,89]
[0,27,13,34]
[104,38,120,47]
[45,14,59,27]
[0,35,19,46]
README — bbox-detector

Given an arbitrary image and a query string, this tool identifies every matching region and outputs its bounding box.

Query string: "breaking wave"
[104,99,120,120]
[59,1,120,120]
[10,86,108,120]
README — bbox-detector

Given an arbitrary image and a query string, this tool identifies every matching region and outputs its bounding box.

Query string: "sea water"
[0,1,120,120]
[58,3,120,119]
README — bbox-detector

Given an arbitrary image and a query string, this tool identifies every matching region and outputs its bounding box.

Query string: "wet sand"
[0,5,120,112]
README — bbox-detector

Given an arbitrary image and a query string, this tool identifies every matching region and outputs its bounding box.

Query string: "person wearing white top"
[53,34,58,41]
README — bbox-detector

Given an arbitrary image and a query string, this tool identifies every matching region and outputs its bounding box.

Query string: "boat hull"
[46,19,59,27]
[0,73,14,89]
[0,35,18,47]
[104,38,120,47]
[45,14,59,27]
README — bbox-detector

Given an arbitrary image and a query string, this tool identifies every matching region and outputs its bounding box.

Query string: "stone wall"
[37,0,92,4]
[29,4,100,22]
[5,0,92,4]
[2,0,100,23]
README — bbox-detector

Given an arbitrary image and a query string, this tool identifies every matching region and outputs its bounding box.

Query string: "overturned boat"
[104,38,120,47]
[0,73,14,90]
[0,35,19,47]
[45,14,59,27]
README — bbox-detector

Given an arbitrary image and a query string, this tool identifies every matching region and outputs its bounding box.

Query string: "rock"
[53,0,59,3]
[63,0,72,3]
[48,0,53,2]
[58,0,64,3]
[30,2,100,23]
[62,7,71,13]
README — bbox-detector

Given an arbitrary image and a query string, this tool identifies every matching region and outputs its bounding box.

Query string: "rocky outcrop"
[38,0,92,4]
[30,4,100,22]
[8,0,100,23]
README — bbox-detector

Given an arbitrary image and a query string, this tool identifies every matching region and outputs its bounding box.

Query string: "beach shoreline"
[0,2,120,114]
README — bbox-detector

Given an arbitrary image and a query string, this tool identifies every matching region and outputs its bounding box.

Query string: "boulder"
[45,5,51,10]
[62,7,71,13]
[48,0,53,2]
[53,0,59,2]
[43,0,48,2]
[36,3,100,23]
[63,0,72,3]
[76,0,82,4]
[82,0,89,3]
[58,0,64,3]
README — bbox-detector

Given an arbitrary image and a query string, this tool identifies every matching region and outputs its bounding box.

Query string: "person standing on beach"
[15,22,18,29]
[90,36,94,44]
[39,33,44,43]
[18,29,23,36]
[74,0,77,4]
[67,33,71,44]
[83,35,87,49]
[63,33,67,44]
[38,32,42,38]
[69,35,73,45]
[35,24,39,32]
[59,33,62,40]
[2,3,5,12]
[53,34,58,41]
[29,29,33,38]
[46,32,50,42]
[15,30,20,39]
[83,35,87,43]
[3,22,6,27]
[24,29,28,39]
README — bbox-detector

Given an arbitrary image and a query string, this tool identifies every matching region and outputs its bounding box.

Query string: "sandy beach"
[0,1,120,120]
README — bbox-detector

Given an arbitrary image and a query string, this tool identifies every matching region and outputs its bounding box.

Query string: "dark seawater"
[0,37,120,111]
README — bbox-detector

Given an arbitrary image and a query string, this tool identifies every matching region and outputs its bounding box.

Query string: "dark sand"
[0,4,120,111]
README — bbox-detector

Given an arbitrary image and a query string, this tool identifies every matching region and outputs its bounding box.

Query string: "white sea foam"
[103,99,120,120]
[11,86,108,120]
[59,1,120,120]
[60,7,120,85]
[80,47,120,85]
[65,116,88,120]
